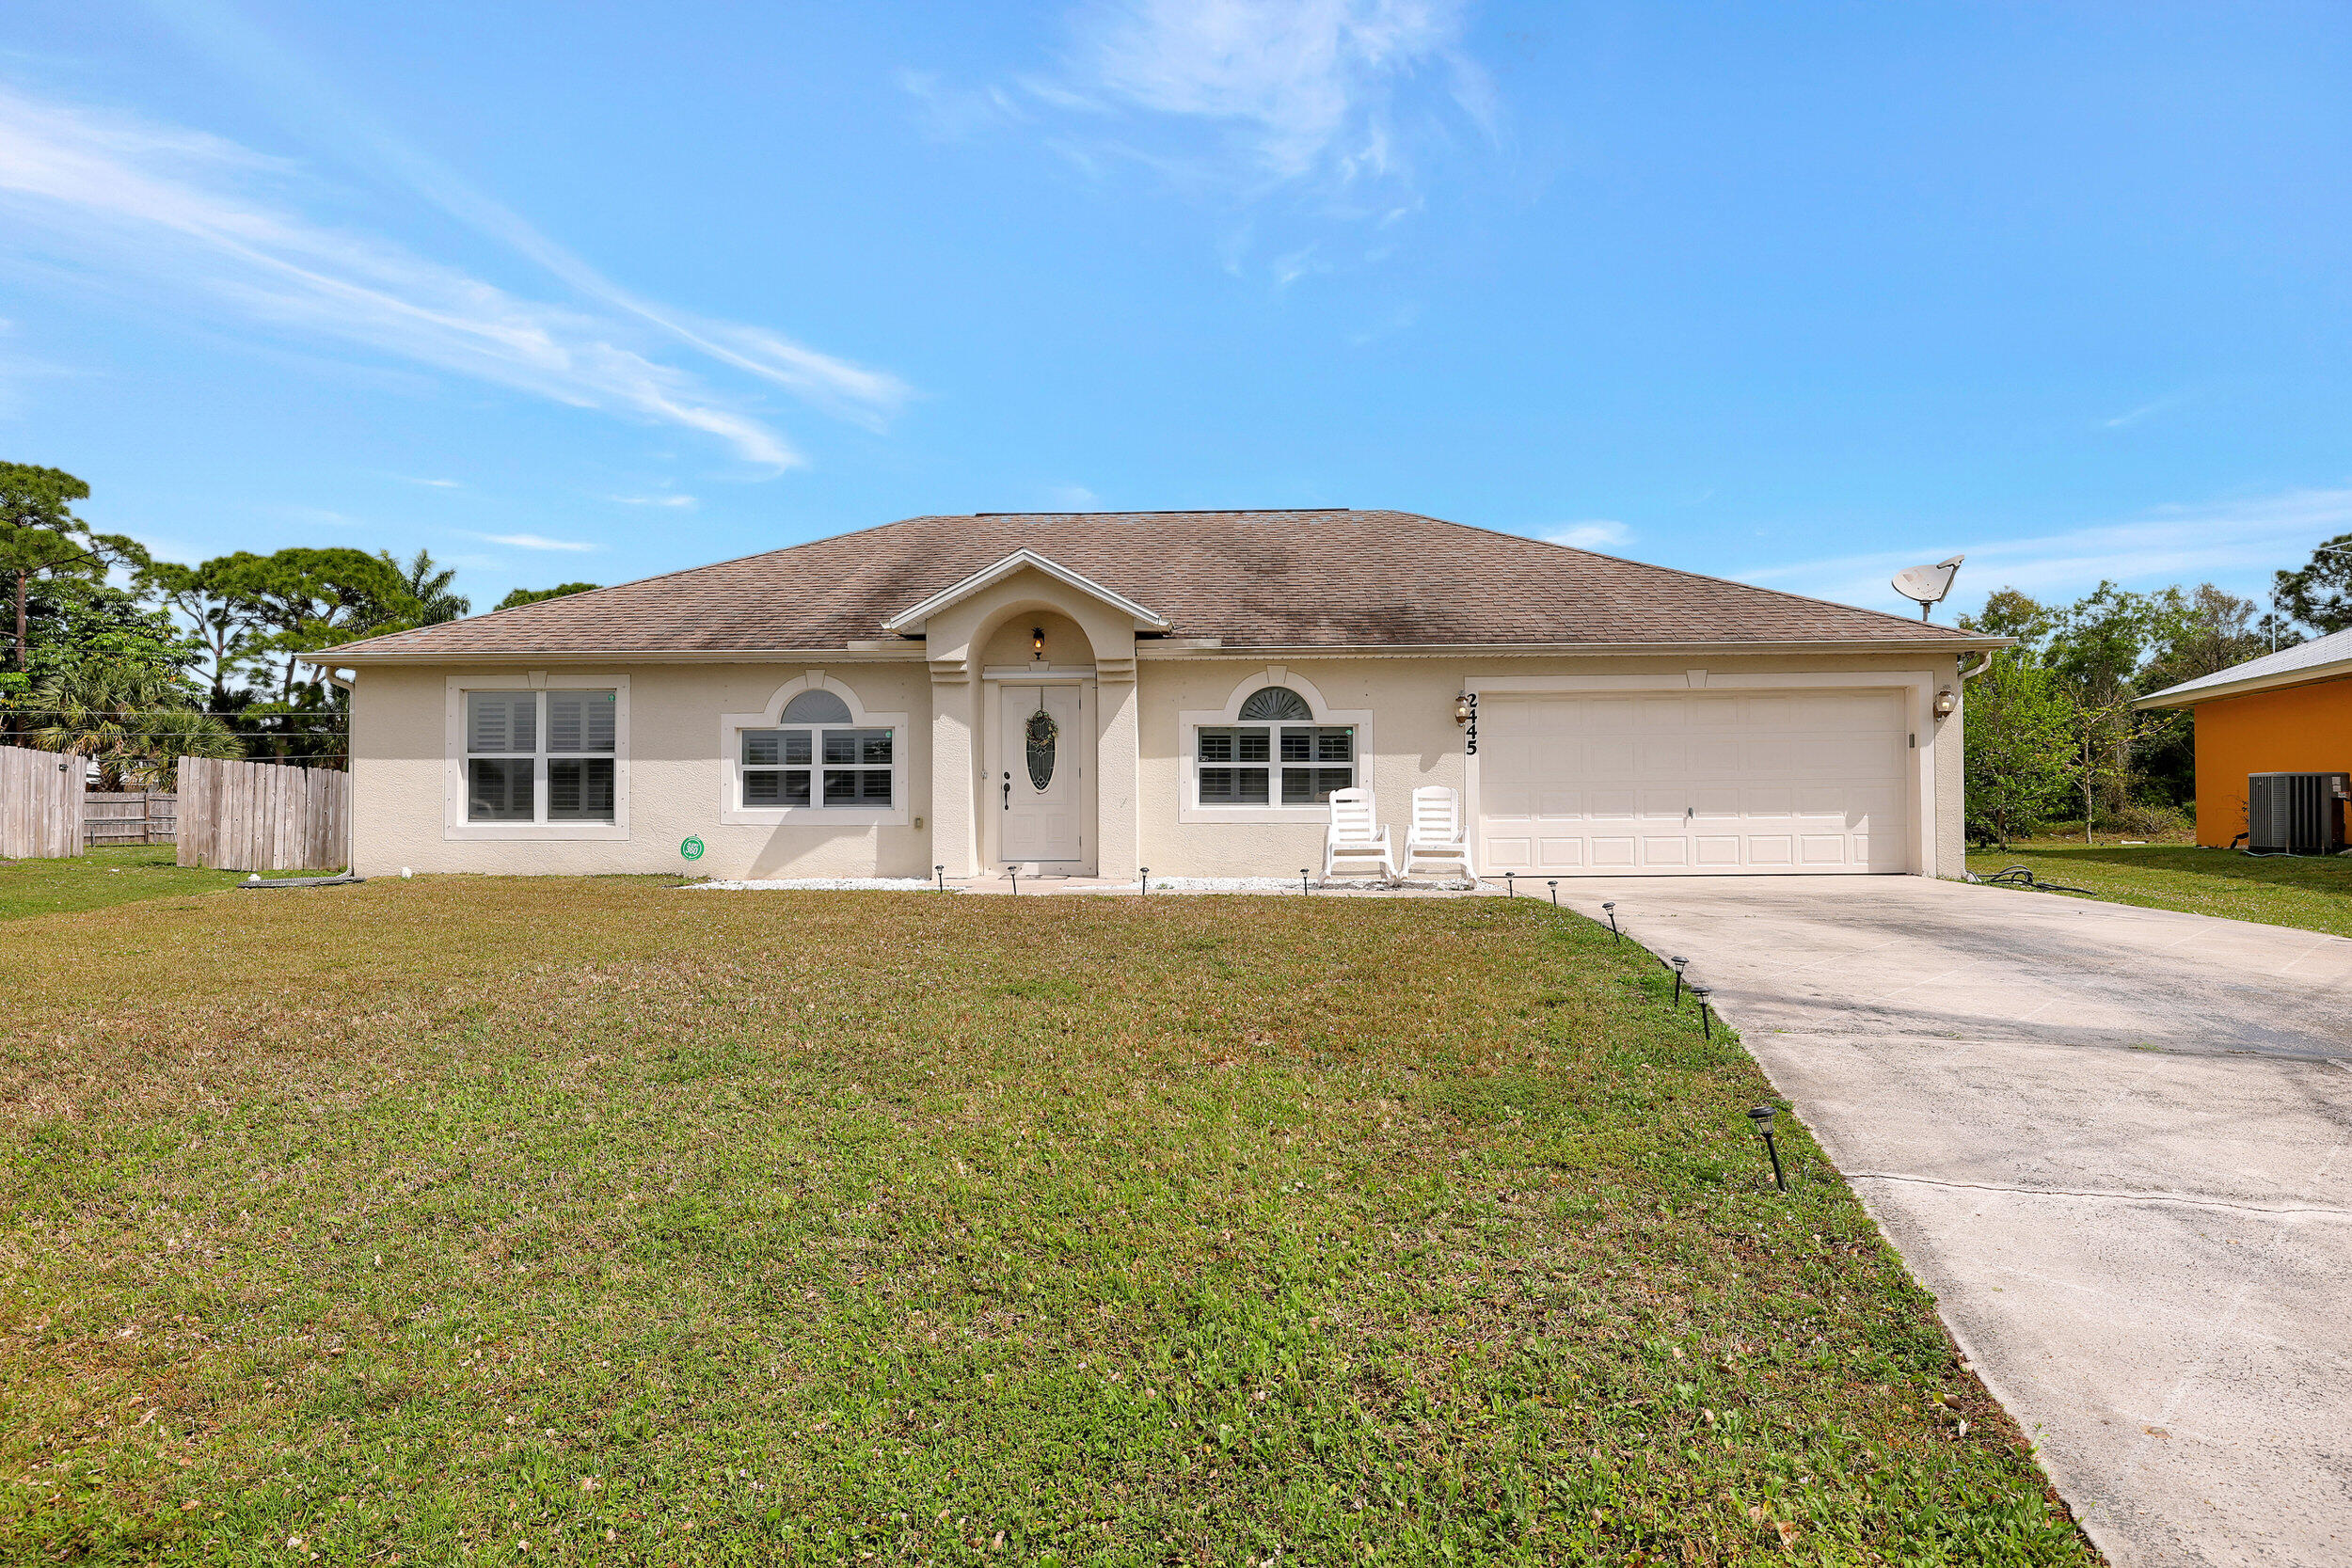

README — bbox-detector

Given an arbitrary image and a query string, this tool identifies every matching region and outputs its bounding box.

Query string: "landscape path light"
[1301,868,1311,897]
[1690,983,1714,1038]
[1009,869,1020,896]
[1671,956,1689,1005]
[1602,900,1619,939]
[1747,1103,1788,1192]
[1547,879,1559,907]
[1137,866,1149,895]
[1504,872,1516,898]
[934,863,946,894]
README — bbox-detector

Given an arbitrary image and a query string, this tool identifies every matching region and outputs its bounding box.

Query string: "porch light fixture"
[1453,692,1473,725]
[1747,1103,1787,1192]
[1031,626,1046,658]
[1932,687,1959,718]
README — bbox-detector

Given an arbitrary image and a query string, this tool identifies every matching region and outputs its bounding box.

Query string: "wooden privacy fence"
[177,757,350,872]
[85,790,178,847]
[0,745,83,859]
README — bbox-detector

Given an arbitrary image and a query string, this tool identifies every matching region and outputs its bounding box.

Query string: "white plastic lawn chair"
[1322,787,1397,880]
[1403,784,1475,881]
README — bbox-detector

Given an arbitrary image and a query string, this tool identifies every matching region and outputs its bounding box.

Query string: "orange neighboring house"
[2136,626,2352,847]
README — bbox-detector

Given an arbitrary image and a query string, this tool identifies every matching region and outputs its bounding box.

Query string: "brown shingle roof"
[319,510,1982,658]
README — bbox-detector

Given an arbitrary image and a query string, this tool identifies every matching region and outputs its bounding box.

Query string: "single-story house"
[2136,626,2352,847]
[308,510,1997,881]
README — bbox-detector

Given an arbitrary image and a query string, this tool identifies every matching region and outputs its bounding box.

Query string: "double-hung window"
[466,689,617,823]
[739,689,893,809]
[1196,686,1356,806]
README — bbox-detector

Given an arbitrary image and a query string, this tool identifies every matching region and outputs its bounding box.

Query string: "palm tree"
[25,660,242,790]
[388,548,470,625]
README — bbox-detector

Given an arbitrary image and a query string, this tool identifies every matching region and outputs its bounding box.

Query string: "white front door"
[1477,689,1911,875]
[998,683,1088,867]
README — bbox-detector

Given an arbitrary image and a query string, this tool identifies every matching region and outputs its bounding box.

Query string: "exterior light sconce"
[1747,1103,1787,1191]
[1453,692,1474,725]
[1932,687,1959,718]
[1031,626,1046,659]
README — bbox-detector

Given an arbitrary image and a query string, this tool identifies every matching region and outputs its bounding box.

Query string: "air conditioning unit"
[2247,772,2350,854]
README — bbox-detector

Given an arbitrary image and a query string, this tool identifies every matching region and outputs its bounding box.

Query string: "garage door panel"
[1478,688,1910,876]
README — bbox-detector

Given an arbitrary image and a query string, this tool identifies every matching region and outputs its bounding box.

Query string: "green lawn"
[0,846,272,920]
[1965,841,2352,939]
[0,881,2090,1565]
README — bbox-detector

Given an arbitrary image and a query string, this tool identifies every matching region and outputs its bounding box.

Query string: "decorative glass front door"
[999,683,1087,865]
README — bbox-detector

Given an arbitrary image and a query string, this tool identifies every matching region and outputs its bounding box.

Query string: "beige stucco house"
[309,510,1997,882]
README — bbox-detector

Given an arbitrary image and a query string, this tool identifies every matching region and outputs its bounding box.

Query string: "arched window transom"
[1238,686,1312,722]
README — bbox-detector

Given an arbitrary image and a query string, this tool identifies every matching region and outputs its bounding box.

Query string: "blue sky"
[4,0,2349,621]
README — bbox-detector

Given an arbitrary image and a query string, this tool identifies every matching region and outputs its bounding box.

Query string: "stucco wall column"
[1095,657,1140,879]
[929,657,979,877]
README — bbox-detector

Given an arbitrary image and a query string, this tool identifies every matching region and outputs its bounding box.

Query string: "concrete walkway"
[1555,877,2352,1568]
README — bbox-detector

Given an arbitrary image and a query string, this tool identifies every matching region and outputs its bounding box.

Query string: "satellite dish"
[1891,555,1964,621]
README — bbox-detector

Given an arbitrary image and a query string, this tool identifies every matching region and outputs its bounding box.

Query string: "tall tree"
[2273,535,2352,635]
[384,548,470,625]
[146,558,267,706]
[210,547,420,699]
[0,463,147,674]
[1962,655,2078,848]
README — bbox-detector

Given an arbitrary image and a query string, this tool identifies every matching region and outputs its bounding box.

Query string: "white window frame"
[719,673,910,827]
[1178,668,1374,824]
[443,673,631,842]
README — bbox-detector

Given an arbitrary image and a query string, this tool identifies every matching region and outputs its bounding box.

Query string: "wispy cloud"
[608,493,697,510]
[1738,487,2352,615]
[909,1,1495,282]
[0,83,907,467]
[401,476,459,488]
[1073,0,1489,184]
[475,531,599,552]
[1543,519,1630,550]
[2102,394,2184,430]
[1045,483,1101,510]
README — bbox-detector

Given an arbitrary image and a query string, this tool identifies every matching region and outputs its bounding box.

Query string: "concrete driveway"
[1557,877,2352,1568]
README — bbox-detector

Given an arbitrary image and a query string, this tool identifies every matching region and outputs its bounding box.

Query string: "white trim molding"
[1177,667,1375,826]
[1463,669,1942,878]
[443,673,631,842]
[880,550,1171,634]
[718,673,911,827]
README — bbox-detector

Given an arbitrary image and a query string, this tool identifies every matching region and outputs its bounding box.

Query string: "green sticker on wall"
[680,835,706,862]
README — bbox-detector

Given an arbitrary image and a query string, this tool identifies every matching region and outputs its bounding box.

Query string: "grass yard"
[1965,841,2352,939]
[0,880,2092,1566]
[0,846,310,921]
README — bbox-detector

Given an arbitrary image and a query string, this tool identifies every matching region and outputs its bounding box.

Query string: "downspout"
[1958,650,1994,683]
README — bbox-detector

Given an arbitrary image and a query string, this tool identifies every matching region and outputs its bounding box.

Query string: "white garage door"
[1476,689,1909,875]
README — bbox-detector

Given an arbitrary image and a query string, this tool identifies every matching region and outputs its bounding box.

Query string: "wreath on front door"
[1025,705,1060,791]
